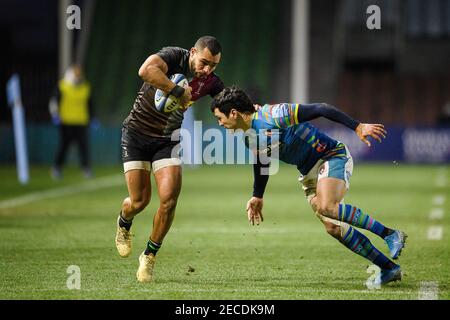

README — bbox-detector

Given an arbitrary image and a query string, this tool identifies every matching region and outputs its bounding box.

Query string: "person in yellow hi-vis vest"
[49,64,97,180]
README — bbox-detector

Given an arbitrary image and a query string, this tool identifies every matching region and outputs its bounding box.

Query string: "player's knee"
[316,201,339,219]
[323,222,341,239]
[309,196,318,212]
[130,195,150,212]
[159,198,177,214]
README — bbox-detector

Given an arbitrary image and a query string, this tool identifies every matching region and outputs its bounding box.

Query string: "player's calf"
[337,203,396,239]
[342,226,399,272]
[158,198,178,215]
[321,219,342,240]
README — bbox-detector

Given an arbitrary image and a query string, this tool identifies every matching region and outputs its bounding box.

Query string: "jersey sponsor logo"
[250,141,282,158]
[260,141,281,157]
[244,131,281,158]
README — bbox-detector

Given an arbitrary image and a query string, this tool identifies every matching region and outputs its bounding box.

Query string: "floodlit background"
[0,0,449,300]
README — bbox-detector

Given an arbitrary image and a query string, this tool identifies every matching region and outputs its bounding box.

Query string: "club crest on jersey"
[194,82,205,95]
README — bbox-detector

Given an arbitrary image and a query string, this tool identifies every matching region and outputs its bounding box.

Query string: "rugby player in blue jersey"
[211,86,407,286]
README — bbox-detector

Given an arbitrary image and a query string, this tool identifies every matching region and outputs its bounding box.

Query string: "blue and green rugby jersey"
[245,103,347,175]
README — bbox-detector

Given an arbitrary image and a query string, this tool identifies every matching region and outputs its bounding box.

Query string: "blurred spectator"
[437,102,450,127]
[49,64,97,180]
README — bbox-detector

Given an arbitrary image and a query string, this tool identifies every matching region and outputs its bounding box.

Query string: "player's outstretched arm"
[246,197,264,225]
[296,103,387,146]
[355,123,387,147]
[247,158,269,225]
[296,103,360,130]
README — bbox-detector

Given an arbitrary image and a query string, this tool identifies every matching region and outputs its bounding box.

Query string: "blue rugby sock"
[338,204,392,238]
[341,226,397,270]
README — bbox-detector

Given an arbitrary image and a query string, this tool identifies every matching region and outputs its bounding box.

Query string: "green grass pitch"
[0,163,448,299]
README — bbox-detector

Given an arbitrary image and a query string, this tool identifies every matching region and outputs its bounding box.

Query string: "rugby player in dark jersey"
[115,36,224,283]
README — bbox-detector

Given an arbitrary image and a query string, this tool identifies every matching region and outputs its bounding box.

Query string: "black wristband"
[169,85,185,98]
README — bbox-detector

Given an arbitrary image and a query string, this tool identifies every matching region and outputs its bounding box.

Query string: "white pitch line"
[432,195,445,206]
[435,177,447,188]
[422,169,444,300]
[418,281,439,300]
[435,167,448,187]
[435,176,447,188]
[429,208,444,220]
[427,226,443,240]
[0,175,123,210]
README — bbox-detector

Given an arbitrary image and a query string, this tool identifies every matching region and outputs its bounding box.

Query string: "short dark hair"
[210,86,255,116]
[195,36,222,56]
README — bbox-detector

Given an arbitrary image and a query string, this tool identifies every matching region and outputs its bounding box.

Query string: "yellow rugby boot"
[136,251,156,283]
[115,217,132,257]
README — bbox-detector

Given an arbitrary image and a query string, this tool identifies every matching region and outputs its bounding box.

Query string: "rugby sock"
[338,204,393,238]
[341,226,397,270]
[118,211,133,231]
[144,239,161,256]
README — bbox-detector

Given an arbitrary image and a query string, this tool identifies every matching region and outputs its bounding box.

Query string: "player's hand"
[246,197,264,225]
[355,123,387,147]
[178,85,192,108]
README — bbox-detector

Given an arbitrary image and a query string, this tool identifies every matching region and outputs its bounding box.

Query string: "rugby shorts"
[121,126,181,173]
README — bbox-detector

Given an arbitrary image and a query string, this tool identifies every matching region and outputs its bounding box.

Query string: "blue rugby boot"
[384,230,407,259]
[373,265,402,287]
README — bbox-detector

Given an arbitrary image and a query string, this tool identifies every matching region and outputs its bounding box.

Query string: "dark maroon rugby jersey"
[123,46,224,138]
